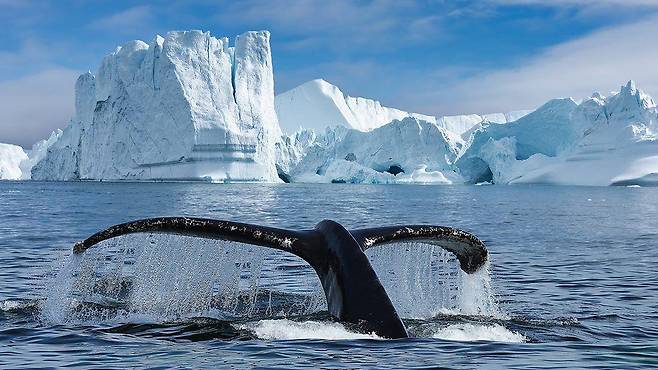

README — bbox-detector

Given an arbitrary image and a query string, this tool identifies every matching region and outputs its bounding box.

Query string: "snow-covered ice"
[276,78,531,140]
[32,30,281,182]
[275,79,436,134]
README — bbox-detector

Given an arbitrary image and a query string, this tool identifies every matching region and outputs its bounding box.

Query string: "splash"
[41,233,325,324]
[41,235,509,340]
[365,242,503,319]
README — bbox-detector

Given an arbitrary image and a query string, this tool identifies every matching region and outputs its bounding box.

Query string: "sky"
[2,0,658,147]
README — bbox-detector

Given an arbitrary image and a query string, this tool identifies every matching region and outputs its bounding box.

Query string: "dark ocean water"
[0,181,657,369]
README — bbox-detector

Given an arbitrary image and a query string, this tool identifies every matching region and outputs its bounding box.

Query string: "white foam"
[241,319,381,340]
[0,300,25,311]
[432,323,526,343]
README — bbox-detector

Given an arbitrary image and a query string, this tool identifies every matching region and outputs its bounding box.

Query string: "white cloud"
[485,0,658,18]
[0,68,78,147]
[88,5,154,34]
[491,0,658,7]
[407,13,658,115]
[215,0,443,51]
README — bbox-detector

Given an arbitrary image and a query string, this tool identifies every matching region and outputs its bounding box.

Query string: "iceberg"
[18,129,62,180]
[456,81,658,186]
[17,25,655,187]
[280,80,658,187]
[0,143,28,180]
[275,79,532,140]
[275,79,436,134]
[284,117,463,184]
[32,30,281,182]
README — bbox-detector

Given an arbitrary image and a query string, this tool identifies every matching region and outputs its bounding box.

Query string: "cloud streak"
[88,5,155,34]
[215,0,444,52]
[490,0,658,7]
[409,13,658,115]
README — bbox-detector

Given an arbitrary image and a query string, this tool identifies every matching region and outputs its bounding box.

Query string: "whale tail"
[73,217,488,339]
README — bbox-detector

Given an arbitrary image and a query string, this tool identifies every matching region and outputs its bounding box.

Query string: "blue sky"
[2,0,658,147]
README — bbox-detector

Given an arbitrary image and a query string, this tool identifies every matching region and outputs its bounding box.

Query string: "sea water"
[1,182,657,368]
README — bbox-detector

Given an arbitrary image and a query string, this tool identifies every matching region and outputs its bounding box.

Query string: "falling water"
[42,233,326,323]
[365,242,501,319]
[42,236,500,325]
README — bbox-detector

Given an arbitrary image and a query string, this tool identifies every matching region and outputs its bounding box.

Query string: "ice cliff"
[32,30,280,182]
[0,143,28,180]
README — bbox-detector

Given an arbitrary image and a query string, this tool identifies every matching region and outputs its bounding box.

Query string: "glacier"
[0,143,28,180]
[32,30,281,182]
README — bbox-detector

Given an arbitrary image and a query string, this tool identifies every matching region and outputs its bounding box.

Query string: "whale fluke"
[351,226,488,274]
[73,217,487,339]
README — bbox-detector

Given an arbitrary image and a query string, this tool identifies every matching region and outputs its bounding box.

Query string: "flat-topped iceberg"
[32,30,281,182]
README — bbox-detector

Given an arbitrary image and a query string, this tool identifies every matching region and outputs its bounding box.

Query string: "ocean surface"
[0,181,657,369]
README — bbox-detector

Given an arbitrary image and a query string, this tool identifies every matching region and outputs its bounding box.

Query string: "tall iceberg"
[32,30,281,182]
